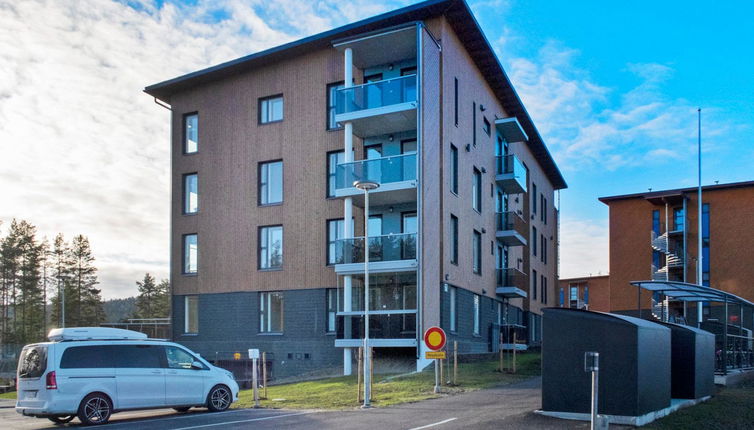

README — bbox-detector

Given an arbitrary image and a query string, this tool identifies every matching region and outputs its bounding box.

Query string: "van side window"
[112,345,163,368]
[165,346,202,370]
[60,346,114,369]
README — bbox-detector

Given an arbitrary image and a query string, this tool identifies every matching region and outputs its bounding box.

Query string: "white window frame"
[184,296,198,334]
[259,292,284,333]
[473,294,480,336]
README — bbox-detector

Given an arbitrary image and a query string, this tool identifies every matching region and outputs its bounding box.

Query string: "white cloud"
[0,0,409,299]
[558,217,609,279]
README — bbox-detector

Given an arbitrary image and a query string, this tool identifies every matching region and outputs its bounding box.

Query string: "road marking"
[171,411,314,429]
[104,409,250,428]
[408,417,458,430]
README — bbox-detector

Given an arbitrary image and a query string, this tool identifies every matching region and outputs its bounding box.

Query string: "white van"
[15,327,239,425]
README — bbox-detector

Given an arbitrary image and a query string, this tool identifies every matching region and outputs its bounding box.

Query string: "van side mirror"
[191,361,204,370]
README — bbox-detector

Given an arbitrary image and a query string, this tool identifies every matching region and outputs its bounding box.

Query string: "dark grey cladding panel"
[656,321,715,400]
[542,308,671,417]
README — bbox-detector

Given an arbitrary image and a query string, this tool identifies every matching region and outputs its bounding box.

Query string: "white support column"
[343,47,355,376]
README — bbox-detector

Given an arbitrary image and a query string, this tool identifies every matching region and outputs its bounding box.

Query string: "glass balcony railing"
[335,75,417,115]
[336,313,417,340]
[333,232,417,264]
[496,211,527,233]
[335,153,416,190]
[495,154,527,194]
[497,268,527,290]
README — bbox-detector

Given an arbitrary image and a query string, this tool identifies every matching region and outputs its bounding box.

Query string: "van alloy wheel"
[78,393,112,425]
[207,385,231,412]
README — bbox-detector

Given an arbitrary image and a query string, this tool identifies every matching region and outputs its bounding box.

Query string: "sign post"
[423,327,447,394]
[584,351,600,430]
[249,348,260,408]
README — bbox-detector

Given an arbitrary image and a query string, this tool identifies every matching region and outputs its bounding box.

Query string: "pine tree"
[49,234,72,328]
[15,220,44,345]
[0,220,22,343]
[155,279,171,318]
[69,235,103,326]
[39,238,51,336]
[134,274,170,319]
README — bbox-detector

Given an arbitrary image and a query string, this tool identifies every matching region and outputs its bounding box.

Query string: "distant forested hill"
[103,297,136,323]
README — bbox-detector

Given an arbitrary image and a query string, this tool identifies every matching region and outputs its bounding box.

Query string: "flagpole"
[697,108,703,328]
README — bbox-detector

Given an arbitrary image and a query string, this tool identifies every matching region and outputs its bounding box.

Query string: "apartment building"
[145,0,566,379]
[588,181,754,324]
[557,275,609,312]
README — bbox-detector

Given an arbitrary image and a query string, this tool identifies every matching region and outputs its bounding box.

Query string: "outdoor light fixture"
[354,179,379,408]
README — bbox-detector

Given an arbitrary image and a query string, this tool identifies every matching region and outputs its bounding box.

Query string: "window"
[652,210,662,271]
[542,196,547,224]
[260,292,284,333]
[450,144,458,194]
[18,346,48,378]
[60,346,113,369]
[570,286,579,308]
[473,294,480,335]
[532,226,537,256]
[327,218,351,265]
[185,295,198,333]
[473,230,482,274]
[113,345,163,368]
[183,234,197,274]
[532,183,537,214]
[541,274,546,304]
[673,207,684,231]
[454,78,459,126]
[497,301,502,325]
[449,286,457,332]
[165,346,204,370]
[259,95,284,123]
[326,289,337,333]
[532,269,538,300]
[584,286,589,305]
[472,167,482,212]
[183,113,198,154]
[559,288,565,307]
[541,234,546,264]
[472,102,477,146]
[327,150,348,198]
[183,173,198,214]
[259,160,283,205]
[327,82,344,130]
[483,117,491,136]
[259,226,283,269]
[450,215,459,265]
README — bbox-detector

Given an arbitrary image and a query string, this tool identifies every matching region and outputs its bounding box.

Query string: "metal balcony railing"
[335,75,417,115]
[333,232,417,264]
[335,153,416,190]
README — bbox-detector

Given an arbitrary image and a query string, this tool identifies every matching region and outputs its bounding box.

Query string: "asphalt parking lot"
[1,377,598,429]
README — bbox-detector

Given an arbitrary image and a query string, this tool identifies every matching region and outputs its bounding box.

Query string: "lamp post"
[354,179,379,408]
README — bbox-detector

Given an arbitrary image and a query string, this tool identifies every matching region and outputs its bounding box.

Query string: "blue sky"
[1,0,751,297]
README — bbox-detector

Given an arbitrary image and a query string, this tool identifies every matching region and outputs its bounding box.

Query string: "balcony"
[496,211,528,247]
[334,75,417,137]
[335,153,417,206]
[333,233,418,275]
[495,154,527,194]
[334,313,417,348]
[496,268,528,298]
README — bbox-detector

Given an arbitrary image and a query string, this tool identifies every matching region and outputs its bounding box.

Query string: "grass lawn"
[0,391,15,399]
[234,352,540,410]
[646,379,754,430]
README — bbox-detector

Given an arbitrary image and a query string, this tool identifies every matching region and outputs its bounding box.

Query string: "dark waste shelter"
[542,308,671,417]
[631,280,754,375]
[655,321,715,399]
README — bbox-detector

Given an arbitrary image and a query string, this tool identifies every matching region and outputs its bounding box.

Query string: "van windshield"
[18,346,47,379]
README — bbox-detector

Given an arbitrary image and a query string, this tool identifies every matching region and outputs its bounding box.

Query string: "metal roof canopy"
[629,280,754,307]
